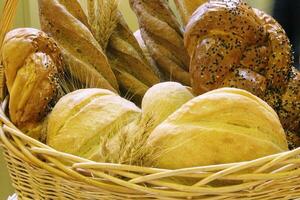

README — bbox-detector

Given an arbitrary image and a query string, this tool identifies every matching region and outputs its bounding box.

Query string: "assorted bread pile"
[0,0,299,171]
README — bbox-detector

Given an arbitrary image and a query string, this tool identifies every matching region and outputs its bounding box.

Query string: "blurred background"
[0,0,297,199]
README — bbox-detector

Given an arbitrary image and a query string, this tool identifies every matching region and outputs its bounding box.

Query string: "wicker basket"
[1,99,300,200]
[1,0,300,199]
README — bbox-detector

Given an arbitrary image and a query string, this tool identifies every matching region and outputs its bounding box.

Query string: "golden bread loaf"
[1,28,62,140]
[147,88,288,169]
[129,0,190,85]
[184,0,300,140]
[47,89,141,161]
[38,0,119,93]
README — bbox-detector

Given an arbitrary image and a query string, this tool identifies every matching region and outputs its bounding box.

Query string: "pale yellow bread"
[47,89,141,161]
[147,88,288,169]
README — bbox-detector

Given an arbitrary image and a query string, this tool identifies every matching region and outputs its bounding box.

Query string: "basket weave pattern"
[1,101,300,199]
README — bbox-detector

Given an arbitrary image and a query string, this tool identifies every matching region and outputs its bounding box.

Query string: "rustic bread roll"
[174,0,207,25]
[38,0,119,93]
[1,28,62,140]
[147,88,288,169]
[129,0,190,85]
[184,0,299,140]
[47,89,141,161]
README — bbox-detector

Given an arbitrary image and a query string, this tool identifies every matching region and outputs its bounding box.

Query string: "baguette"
[38,0,119,93]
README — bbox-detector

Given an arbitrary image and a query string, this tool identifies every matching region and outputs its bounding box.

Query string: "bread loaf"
[47,88,141,161]
[147,88,288,169]
[1,28,63,140]
[38,0,119,93]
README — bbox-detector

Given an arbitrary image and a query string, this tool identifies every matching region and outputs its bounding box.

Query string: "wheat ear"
[0,0,19,100]
[88,0,119,50]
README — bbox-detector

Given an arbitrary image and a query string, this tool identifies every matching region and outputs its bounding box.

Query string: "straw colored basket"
[1,99,300,200]
[1,0,300,199]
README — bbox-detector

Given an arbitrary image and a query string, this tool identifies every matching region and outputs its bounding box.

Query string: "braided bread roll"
[129,0,191,86]
[1,28,63,140]
[107,13,160,100]
[279,67,300,146]
[39,0,119,93]
[185,0,300,141]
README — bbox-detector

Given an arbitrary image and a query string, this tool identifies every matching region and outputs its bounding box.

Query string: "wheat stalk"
[88,0,120,50]
[87,0,96,26]
[0,0,19,100]
[0,0,19,51]
[99,116,159,167]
